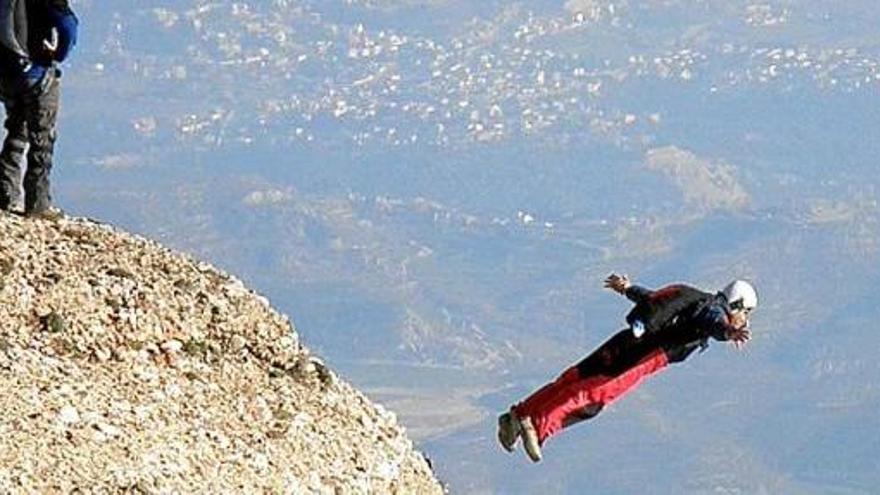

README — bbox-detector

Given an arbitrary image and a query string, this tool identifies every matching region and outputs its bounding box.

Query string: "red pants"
[513,349,669,444]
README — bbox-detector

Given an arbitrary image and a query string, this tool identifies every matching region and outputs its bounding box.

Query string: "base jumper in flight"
[498,274,756,462]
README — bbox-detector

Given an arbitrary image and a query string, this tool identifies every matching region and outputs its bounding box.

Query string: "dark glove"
[23,63,48,82]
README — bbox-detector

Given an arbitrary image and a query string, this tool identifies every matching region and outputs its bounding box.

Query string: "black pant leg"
[22,71,61,214]
[0,95,28,210]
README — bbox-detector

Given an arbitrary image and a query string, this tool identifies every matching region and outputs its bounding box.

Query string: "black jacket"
[0,0,76,73]
[576,284,737,378]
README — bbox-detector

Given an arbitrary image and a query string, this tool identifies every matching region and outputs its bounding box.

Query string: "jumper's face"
[729,308,751,330]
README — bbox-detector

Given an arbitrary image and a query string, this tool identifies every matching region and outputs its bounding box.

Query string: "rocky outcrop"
[0,212,443,493]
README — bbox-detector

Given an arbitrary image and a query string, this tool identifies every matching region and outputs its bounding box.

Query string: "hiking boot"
[25,206,64,222]
[518,415,542,463]
[497,410,521,452]
[0,200,23,215]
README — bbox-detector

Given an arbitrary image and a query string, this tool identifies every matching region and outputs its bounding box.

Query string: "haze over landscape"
[51,0,880,492]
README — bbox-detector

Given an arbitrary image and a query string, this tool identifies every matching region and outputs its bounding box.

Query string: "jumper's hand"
[604,273,630,295]
[727,326,751,350]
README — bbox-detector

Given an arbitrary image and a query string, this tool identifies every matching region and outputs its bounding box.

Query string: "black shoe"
[1,205,24,217]
[497,411,521,452]
[25,206,65,221]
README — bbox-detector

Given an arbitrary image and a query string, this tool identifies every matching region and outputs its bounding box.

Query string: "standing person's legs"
[22,70,61,215]
[0,99,28,211]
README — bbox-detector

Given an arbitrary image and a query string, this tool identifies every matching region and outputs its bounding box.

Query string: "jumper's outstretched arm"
[604,273,652,303]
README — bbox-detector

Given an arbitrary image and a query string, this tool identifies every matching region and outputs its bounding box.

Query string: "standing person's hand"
[43,33,58,59]
[604,273,631,295]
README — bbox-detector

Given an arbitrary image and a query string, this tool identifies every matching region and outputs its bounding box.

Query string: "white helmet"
[722,280,758,312]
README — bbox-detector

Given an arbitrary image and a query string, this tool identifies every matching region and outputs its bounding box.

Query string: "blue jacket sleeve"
[696,303,734,341]
[48,8,78,63]
[624,285,653,304]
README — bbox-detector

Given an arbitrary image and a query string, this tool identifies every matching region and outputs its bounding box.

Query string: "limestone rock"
[0,212,443,493]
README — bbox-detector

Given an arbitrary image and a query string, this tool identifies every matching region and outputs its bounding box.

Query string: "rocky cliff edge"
[0,212,443,494]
